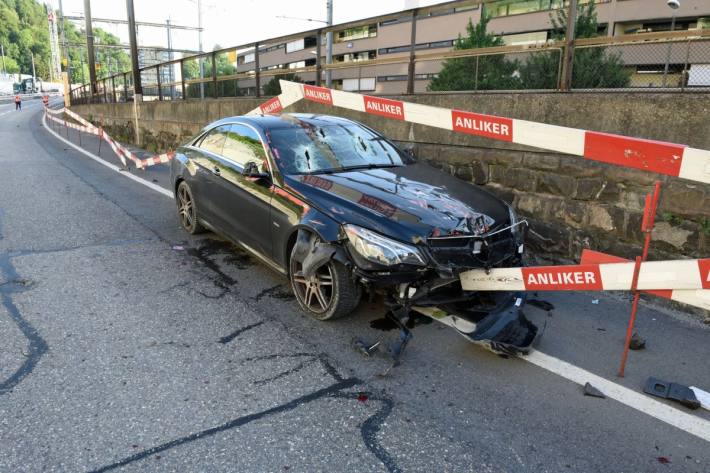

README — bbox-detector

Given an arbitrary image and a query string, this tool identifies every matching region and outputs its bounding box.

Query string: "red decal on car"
[302,175,333,190]
[363,96,405,120]
[522,265,603,291]
[584,132,685,177]
[260,97,283,114]
[357,194,397,217]
[303,85,333,105]
[451,110,513,142]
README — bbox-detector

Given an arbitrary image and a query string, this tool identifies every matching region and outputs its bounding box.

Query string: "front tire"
[176,181,205,234]
[289,240,361,321]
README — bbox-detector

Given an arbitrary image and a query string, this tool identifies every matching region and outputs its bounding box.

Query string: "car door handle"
[212,166,221,176]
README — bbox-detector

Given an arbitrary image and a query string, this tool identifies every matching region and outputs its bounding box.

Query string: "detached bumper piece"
[413,295,538,356]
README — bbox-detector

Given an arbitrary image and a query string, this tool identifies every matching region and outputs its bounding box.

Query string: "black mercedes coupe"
[171,113,537,355]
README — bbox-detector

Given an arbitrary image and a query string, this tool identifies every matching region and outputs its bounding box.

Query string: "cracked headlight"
[344,224,426,267]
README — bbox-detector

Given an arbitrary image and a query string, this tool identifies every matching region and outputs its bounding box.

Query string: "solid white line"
[524,350,710,443]
[42,109,710,445]
[42,113,174,199]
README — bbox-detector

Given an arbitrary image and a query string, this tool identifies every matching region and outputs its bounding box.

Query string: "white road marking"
[525,350,710,443]
[42,110,710,444]
[42,113,174,199]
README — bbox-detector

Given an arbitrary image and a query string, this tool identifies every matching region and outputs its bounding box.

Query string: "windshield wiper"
[333,163,401,172]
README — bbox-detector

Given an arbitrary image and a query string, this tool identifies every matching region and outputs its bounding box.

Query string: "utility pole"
[198,0,204,99]
[559,0,577,91]
[58,0,69,75]
[84,0,97,95]
[166,18,175,99]
[1,44,6,76]
[126,0,142,97]
[662,0,680,88]
[325,0,333,88]
[31,51,36,89]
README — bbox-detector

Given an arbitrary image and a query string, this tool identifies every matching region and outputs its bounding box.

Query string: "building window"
[377,73,437,82]
[379,40,454,55]
[489,0,608,18]
[334,50,376,63]
[335,24,377,43]
[342,77,375,91]
[286,39,305,53]
[500,31,548,46]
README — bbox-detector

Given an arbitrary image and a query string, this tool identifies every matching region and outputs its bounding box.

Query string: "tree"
[263,73,303,95]
[427,14,520,91]
[2,56,20,74]
[518,2,631,89]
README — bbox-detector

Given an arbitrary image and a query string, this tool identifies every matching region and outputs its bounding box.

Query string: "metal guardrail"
[68,0,710,105]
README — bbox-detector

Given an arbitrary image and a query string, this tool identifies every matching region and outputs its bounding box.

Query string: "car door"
[187,125,229,224]
[208,123,274,258]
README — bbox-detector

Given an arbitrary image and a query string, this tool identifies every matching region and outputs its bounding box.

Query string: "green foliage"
[428,3,630,92]
[700,218,710,235]
[1,56,20,73]
[662,212,684,227]
[262,73,303,96]
[0,0,130,83]
[428,14,520,91]
[519,2,631,89]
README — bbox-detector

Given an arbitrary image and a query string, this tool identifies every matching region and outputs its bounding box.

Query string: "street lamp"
[662,0,680,88]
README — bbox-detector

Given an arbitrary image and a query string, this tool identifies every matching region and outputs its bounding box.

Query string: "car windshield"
[267,122,406,175]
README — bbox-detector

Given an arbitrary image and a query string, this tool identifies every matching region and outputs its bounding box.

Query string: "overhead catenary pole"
[84,0,97,95]
[662,2,680,88]
[325,0,333,88]
[58,0,71,90]
[559,0,578,91]
[166,18,175,99]
[198,0,204,99]
[126,0,142,97]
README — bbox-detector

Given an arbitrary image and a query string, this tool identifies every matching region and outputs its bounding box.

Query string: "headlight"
[343,224,426,267]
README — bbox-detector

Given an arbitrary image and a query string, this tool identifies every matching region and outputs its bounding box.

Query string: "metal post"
[31,52,36,90]
[406,9,418,94]
[325,0,333,88]
[124,72,128,101]
[103,78,107,102]
[157,66,162,100]
[111,75,116,102]
[1,44,6,75]
[662,13,677,88]
[474,55,479,90]
[254,42,261,97]
[618,181,662,377]
[58,0,70,79]
[211,51,218,98]
[197,0,204,99]
[166,19,175,99]
[180,59,186,99]
[126,0,142,97]
[680,39,691,91]
[315,29,323,86]
[84,0,97,95]
[559,0,578,91]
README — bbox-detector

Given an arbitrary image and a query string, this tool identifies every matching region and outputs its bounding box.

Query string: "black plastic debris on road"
[583,382,606,399]
[643,377,701,410]
[629,332,646,350]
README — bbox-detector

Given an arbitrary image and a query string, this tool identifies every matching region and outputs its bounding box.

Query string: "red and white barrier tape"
[44,107,174,169]
[580,249,710,311]
[459,257,710,292]
[255,81,710,186]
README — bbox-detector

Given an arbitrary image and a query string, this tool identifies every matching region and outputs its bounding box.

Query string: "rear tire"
[289,238,361,321]
[176,181,205,234]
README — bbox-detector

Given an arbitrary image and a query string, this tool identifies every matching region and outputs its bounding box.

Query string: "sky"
[47,0,445,55]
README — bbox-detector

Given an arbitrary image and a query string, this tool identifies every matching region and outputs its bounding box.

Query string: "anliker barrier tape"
[44,106,174,169]
[581,249,710,311]
[459,258,710,292]
[257,80,710,186]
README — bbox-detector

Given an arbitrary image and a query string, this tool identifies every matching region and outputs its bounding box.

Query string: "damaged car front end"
[171,112,539,362]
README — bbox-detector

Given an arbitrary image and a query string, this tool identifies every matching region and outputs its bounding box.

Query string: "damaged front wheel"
[289,233,361,321]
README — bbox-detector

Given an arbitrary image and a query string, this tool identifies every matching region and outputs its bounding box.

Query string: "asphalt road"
[0,100,708,472]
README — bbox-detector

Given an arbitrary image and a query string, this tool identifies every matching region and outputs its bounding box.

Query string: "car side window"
[197,126,228,155]
[222,124,269,172]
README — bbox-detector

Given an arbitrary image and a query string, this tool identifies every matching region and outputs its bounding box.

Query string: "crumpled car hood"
[284,161,511,244]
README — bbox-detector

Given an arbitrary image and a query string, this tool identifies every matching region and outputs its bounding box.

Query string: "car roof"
[209,113,358,131]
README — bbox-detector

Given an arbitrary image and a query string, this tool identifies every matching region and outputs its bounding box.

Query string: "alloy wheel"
[290,262,334,315]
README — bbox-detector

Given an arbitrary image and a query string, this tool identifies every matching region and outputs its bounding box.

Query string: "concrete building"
[231,0,710,94]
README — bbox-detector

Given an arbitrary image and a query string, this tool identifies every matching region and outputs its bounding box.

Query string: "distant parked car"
[171,113,537,354]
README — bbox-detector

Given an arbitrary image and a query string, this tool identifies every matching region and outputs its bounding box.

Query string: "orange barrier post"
[618,180,662,377]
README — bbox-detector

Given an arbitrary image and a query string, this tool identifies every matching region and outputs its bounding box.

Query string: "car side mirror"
[242,161,270,180]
